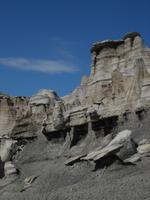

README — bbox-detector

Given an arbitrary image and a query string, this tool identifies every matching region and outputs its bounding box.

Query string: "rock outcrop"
[0,136,17,178]
[1,32,150,200]
[0,32,150,159]
[1,32,150,143]
[42,32,150,152]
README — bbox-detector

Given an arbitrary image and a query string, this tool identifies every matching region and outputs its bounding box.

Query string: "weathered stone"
[138,138,150,145]
[4,161,17,176]
[1,32,150,199]
[1,32,150,142]
[82,143,123,161]
[1,33,150,167]
[81,130,132,162]
[137,143,150,154]
[81,75,89,86]
[122,32,141,40]
[0,137,18,178]
[29,89,59,106]
[123,153,141,164]
[0,97,18,137]
[117,139,137,160]
[24,175,38,185]
[108,130,132,146]
[65,154,86,166]
[0,95,31,138]
[0,138,17,162]
[91,40,124,53]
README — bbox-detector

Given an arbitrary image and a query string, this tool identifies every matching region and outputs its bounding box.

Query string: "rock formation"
[1,32,150,141]
[0,32,150,200]
[42,32,150,153]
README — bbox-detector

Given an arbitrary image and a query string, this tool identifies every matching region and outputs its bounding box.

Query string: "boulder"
[116,138,137,160]
[82,130,132,162]
[108,130,132,146]
[137,143,150,154]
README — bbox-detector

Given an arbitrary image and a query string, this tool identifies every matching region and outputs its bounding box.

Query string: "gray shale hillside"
[0,32,150,200]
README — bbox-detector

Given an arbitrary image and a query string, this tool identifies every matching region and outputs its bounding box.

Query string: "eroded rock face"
[1,33,150,200]
[0,90,64,139]
[0,95,30,138]
[0,95,16,138]
[0,137,17,178]
[61,32,150,132]
[1,32,150,147]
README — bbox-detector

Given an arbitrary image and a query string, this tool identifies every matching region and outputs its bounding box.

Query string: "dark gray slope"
[0,110,150,200]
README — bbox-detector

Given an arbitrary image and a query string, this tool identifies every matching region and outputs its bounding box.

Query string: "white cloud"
[0,57,79,74]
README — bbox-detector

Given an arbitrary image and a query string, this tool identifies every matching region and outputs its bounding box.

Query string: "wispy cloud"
[0,57,79,74]
[49,37,76,60]
[57,48,75,60]
[50,37,74,47]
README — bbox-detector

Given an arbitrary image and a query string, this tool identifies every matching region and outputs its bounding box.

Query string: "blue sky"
[0,0,150,97]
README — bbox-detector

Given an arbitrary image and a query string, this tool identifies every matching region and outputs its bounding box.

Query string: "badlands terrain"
[0,32,150,200]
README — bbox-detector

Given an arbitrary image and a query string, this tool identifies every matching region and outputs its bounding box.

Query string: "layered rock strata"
[1,33,150,200]
[1,32,150,157]
[43,32,150,147]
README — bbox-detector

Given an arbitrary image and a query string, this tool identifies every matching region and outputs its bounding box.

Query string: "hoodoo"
[0,33,150,200]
